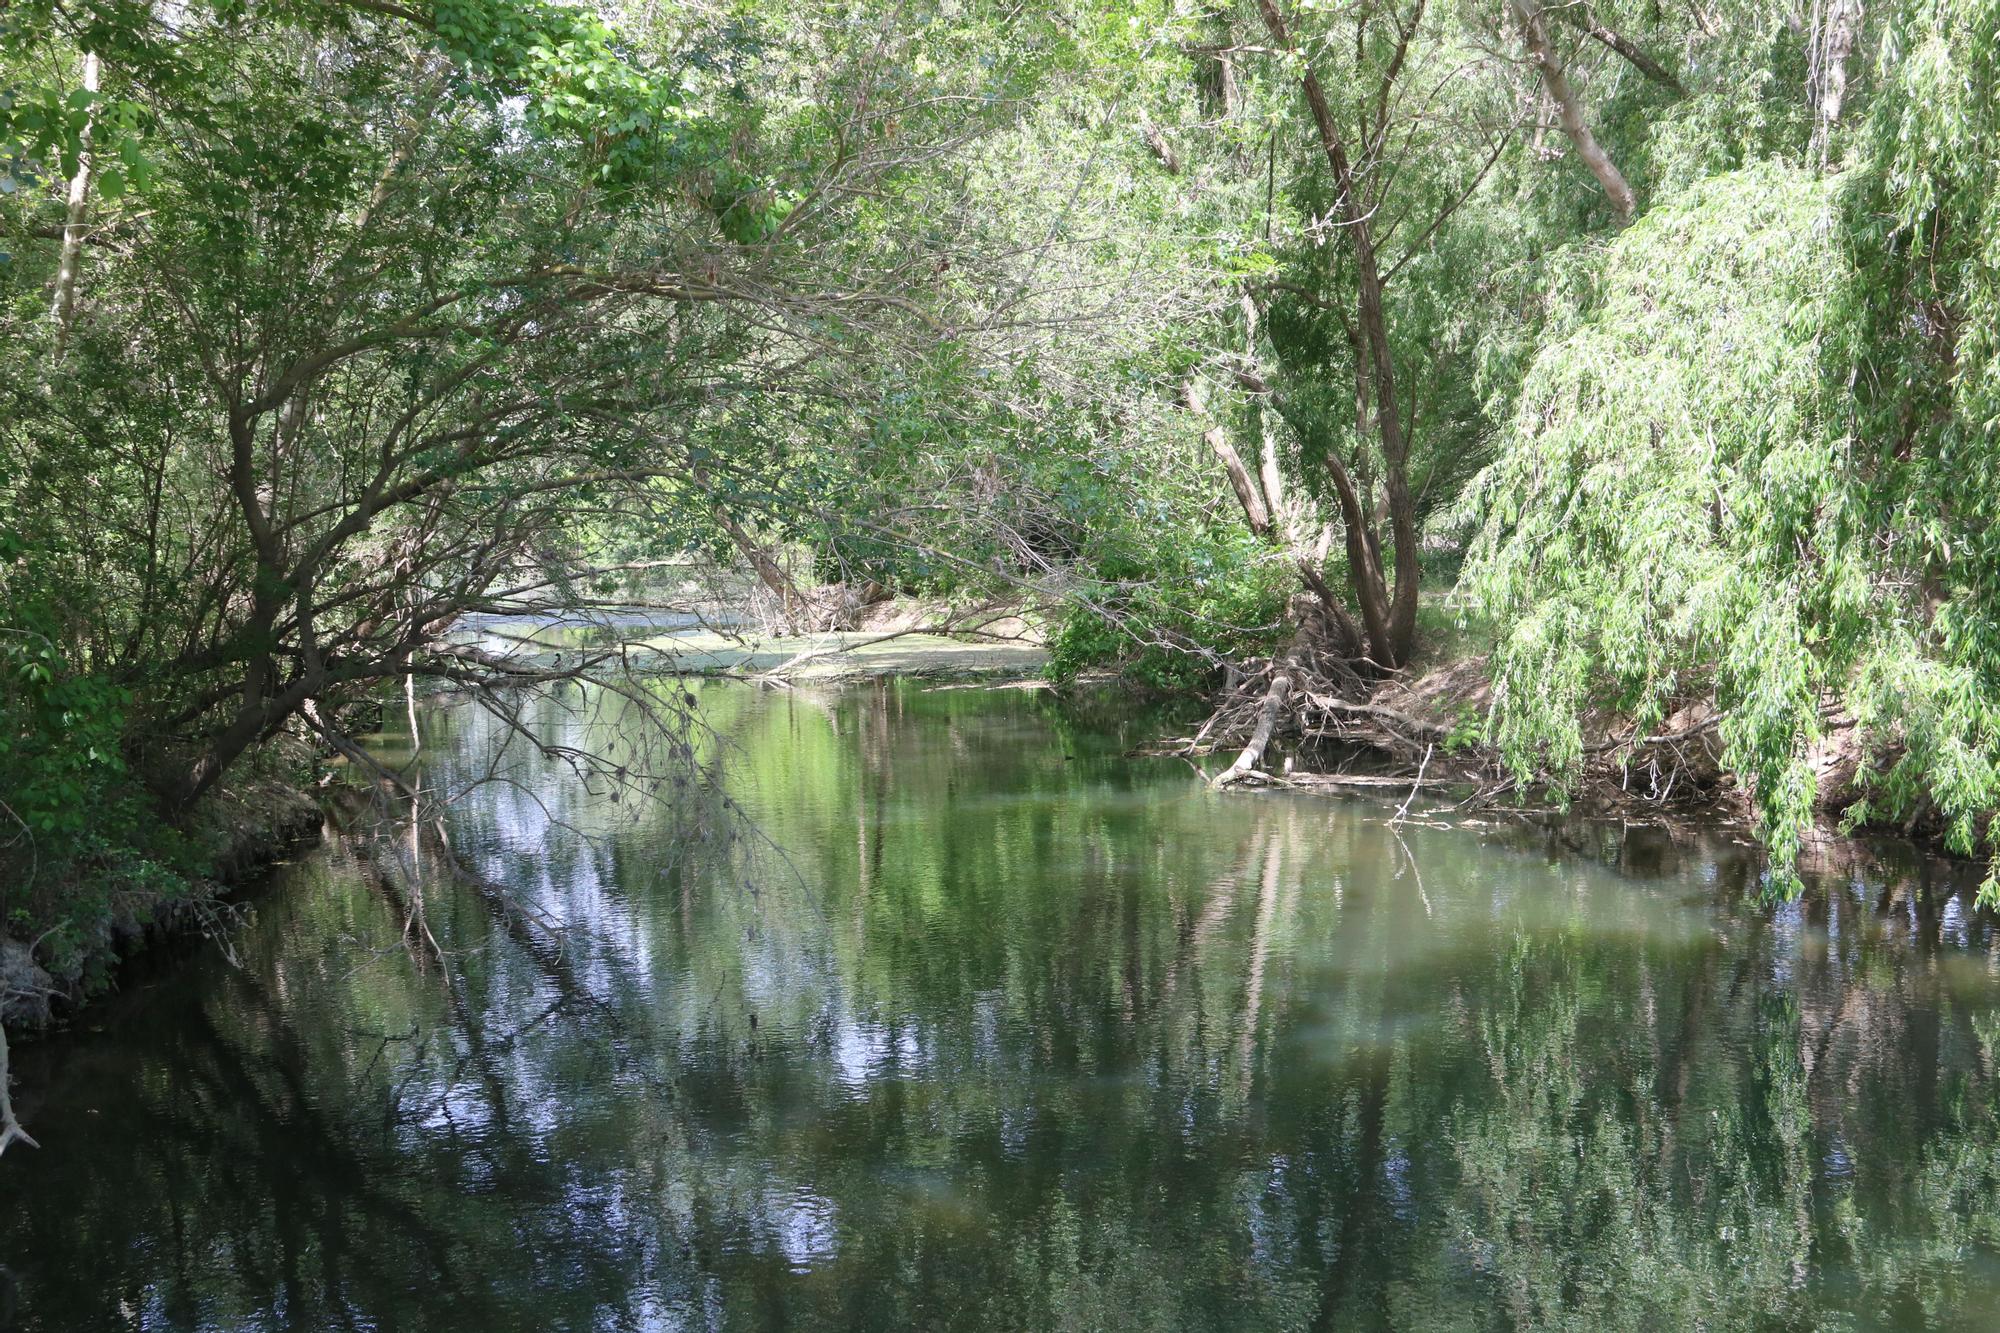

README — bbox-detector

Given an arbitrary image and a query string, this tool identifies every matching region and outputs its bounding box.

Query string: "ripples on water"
[6,680,2000,1330]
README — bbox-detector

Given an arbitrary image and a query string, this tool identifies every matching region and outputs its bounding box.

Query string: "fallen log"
[1213,672,1291,787]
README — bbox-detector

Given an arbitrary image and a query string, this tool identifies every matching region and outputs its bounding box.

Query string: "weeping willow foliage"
[1471,0,2000,898]
[1468,165,1847,880]
[1841,0,2000,892]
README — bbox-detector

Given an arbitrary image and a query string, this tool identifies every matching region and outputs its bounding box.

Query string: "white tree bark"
[0,1021,39,1155]
[1214,672,1291,786]
[50,50,103,353]
[1182,379,1273,537]
[1510,0,1636,227]
[1809,0,1864,162]
[1238,295,1298,544]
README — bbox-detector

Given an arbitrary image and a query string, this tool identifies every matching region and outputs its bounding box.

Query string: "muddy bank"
[1,755,322,1037]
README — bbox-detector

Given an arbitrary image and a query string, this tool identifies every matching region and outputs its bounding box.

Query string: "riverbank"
[1,745,322,1037]
[1179,633,1980,874]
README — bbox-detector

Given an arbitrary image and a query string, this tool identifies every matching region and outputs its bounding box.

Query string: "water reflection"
[6,681,2000,1330]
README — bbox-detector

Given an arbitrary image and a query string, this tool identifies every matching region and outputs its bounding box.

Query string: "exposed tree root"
[0,1021,38,1156]
[1172,642,1752,829]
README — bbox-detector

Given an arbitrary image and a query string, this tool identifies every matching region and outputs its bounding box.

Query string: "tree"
[1467,0,2000,897]
[1242,0,1516,669]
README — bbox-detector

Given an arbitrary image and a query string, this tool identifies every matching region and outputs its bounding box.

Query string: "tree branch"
[1556,3,1686,95]
[1511,0,1637,226]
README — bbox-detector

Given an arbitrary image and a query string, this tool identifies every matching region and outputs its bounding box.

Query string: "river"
[5,680,1999,1329]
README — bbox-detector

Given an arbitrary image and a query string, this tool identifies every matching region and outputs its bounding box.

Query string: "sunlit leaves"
[1467,166,1847,888]
[1471,115,2000,899]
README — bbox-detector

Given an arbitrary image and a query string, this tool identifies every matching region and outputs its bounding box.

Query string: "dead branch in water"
[1180,645,1741,828]
[0,1021,38,1156]
[1186,650,1448,781]
[1213,671,1292,787]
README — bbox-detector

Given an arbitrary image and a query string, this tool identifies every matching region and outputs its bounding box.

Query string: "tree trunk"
[176,645,296,814]
[1182,379,1272,537]
[1294,557,1365,658]
[1140,117,1181,174]
[1511,0,1637,227]
[713,505,811,632]
[50,50,102,354]
[1809,0,1863,162]
[1239,295,1297,542]
[1321,450,1398,665]
[1255,0,1420,666]
[689,459,813,631]
[1381,444,1421,663]
[1224,359,1373,656]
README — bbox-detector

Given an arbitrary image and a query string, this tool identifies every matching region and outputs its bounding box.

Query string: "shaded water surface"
[7,682,2000,1330]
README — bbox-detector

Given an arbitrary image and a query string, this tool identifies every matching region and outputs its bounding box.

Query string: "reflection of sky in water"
[999,1107,1031,1160]
[1772,896,1805,987]
[1944,895,1968,948]
[828,1012,928,1090]
[402,1080,498,1146]
[1381,1140,1415,1223]
[766,1187,840,1273]
[7,681,2000,1331]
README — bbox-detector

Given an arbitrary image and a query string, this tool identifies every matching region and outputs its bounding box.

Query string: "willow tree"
[1469,0,2000,897]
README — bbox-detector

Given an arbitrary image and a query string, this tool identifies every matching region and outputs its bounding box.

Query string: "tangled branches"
[1169,645,1451,789]
[1173,640,1742,833]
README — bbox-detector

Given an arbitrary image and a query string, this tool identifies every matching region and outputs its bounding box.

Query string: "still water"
[7,681,2000,1330]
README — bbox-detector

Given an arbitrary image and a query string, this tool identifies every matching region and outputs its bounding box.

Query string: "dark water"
[7,682,2000,1330]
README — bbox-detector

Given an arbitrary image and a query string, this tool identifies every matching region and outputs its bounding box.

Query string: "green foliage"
[0,529,131,840]
[1048,534,1291,694]
[1470,42,2000,900]
[0,76,153,198]
[1469,165,1845,880]
[0,525,197,981]
[0,0,1130,990]
[422,0,709,188]
[2,0,701,198]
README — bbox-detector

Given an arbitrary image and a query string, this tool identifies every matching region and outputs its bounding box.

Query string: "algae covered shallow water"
[6,681,2000,1330]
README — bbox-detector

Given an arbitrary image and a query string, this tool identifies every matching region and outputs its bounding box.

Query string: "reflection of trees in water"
[1443,882,2000,1328]
[8,865,489,1329]
[8,684,2000,1329]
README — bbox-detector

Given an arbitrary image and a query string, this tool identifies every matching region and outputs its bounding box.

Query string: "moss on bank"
[1,742,322,1035]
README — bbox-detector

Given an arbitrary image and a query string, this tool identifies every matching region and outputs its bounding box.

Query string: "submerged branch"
[0,1021,38,1156]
